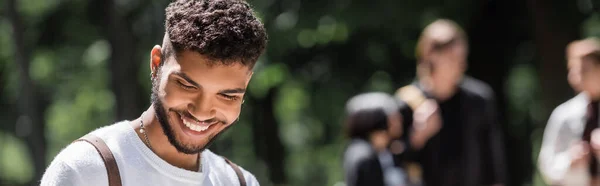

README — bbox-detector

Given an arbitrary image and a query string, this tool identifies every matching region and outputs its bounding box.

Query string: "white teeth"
[181,115,210,132]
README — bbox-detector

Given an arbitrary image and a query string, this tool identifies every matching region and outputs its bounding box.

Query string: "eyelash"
[220,94,239,101]
[176,79,240,101]
[176,80,195,90]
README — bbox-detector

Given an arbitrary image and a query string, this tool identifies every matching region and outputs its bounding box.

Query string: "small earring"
[151,71,157,80]
[242,99,245,104]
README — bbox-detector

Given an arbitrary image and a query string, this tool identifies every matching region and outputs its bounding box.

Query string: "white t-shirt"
[41,121,258,186]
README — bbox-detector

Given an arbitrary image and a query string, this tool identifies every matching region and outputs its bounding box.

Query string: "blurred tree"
[98,0,144,121]
[251,87,287,185]
[467,0,535,185]
[5,0,48,185]
[530,0,587,114]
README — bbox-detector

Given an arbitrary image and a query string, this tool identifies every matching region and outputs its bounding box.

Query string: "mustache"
[170,108,227,124]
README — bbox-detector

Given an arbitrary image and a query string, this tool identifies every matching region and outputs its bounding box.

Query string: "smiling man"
[40,0,267,185]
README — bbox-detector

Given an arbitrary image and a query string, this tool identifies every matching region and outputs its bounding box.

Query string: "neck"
[131,106,200,172]
[586,92,600,102]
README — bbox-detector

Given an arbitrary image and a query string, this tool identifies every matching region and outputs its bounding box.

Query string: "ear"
[150,45,162,78]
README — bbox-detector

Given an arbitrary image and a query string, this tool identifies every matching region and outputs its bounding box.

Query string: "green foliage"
[0,132,34,184]
[583,13,600,37]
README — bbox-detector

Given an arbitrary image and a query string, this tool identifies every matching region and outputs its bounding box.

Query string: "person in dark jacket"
[343,92,406,186]
[394,19,506,186]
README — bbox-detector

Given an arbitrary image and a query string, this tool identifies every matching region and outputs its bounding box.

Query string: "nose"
[188,93,216,121]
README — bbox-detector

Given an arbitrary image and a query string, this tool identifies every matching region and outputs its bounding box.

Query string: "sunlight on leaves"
[0,20,13,59]
[275,11,298,31]
[583,13,600,37]
[298,29,317,48]
[30,50,55,83]
[0,132,34,184]
[83,40,111,67]
[18,0,58,19]
[317,16,337,45]
[333,23,349,42]
[248,63,289,99]
[364,71,394,93]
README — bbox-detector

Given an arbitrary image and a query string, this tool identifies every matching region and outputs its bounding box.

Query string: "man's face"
[581,58,600,100]
[566,43,589,92]
[567,57,582,92]
[387,112,402,139]
[152,50,252,154]
[427,40,467,99]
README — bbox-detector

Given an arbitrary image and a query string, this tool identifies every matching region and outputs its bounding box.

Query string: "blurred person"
[565,38,600,93]
[394,19,506,186]
[539,38,600,186]
[40,0,267,186]
[344,92,407,186]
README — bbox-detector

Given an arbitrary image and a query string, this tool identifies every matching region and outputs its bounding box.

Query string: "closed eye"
[176,80,196,90]
[219,94,240,101]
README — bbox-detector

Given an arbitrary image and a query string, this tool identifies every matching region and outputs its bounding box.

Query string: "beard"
[151,70,233,154]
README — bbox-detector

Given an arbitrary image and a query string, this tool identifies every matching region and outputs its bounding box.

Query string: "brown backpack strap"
[223,157,247,186]
[74,134,122,186]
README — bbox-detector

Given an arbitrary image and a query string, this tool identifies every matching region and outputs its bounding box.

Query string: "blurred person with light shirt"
[539,37,600,186]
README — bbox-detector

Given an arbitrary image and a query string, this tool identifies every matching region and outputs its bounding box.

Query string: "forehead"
[165,51,252,85]
[569,43,600,58]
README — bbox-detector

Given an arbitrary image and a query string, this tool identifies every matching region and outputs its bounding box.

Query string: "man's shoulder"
[558,93,588,109]
[345,140,374,158]
[88,120,131,140]
[62,121,130,161]
[204,150,260,186]
[551,93,588,121]
[54,140,106,167]
[343,140,377,167]
[41,121,130,186]
[41,140,108,186]
[459,76,495,101]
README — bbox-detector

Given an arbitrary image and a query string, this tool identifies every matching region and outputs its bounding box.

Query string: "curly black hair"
[163,0,267,67]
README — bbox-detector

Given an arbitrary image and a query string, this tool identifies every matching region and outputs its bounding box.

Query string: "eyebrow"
[219,88,246,94]
[174,72,246,94]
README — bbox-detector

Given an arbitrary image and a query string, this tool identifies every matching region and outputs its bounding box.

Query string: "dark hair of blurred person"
[343,92,406,186]
[394,19,506,186]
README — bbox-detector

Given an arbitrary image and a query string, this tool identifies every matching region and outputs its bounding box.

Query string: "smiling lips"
[179,113,217,132]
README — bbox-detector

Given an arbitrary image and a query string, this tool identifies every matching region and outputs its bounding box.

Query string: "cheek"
[387,114,403,138]
[582,76,600,91]
[569,69,581,80]
[220,105,242,123]
[593,75,600,90]
[433,70,457,86]
[161,82,193,108]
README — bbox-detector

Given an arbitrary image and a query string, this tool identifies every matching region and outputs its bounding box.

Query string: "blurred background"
[0,0,599,185]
